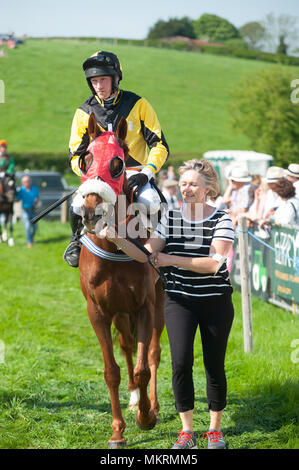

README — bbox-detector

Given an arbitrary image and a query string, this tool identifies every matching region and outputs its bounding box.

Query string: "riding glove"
[128,173,148,192]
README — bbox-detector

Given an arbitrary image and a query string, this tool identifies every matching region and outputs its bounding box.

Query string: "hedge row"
[30,37,299,66]
[100,37,299,67]
[13,152,69,173]
[12,151,192,175]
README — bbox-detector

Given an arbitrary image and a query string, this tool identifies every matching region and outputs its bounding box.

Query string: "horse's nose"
[82,206,102,228]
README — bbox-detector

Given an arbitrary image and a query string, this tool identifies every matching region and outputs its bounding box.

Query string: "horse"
[77,113,165,448]
[0,173,16,246]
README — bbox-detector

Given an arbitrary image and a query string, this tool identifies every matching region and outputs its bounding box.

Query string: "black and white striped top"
[155,207,234,300]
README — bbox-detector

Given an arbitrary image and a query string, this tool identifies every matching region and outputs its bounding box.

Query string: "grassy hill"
[0,39,298,169]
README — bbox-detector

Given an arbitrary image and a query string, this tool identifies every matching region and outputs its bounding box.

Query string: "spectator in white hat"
[286,164,299,198]
[162,179,181,210]
[262,166,286,219]
[223,167,254,227]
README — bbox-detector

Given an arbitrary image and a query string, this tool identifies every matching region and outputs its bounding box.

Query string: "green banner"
[269,225,299,303]
[230,224,299,305]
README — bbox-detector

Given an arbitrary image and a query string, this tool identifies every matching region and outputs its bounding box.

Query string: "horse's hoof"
[155,414,161,425]
[136,412,157,431]
[8,238,14,247]
[108,439,126,449]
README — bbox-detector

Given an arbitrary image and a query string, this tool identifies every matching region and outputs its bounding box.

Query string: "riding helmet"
[83,51,122,94]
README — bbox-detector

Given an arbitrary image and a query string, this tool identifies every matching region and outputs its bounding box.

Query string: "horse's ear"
[116,117,127,142]
[88,113,101,139]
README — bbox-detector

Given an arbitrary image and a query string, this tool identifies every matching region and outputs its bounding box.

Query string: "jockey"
[64,50,169,267]
[0,140,15,176]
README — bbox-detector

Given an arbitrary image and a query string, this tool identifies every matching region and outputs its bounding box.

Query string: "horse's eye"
[79,152,93,174]
[109,156,125,180]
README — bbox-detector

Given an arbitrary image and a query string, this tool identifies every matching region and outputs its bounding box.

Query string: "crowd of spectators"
[157,162,299,235]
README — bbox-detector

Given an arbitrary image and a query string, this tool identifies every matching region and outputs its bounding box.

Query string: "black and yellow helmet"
[83,51,122,94]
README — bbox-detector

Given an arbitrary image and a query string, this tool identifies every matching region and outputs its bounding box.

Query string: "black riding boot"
[63,208,84,267]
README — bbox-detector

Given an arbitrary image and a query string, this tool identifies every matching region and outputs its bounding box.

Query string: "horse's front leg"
[113,313,139,410]
[87,299,126,448]
[134,302,157,430]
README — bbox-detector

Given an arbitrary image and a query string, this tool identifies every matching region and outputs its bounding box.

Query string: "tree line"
[147,12,298,56]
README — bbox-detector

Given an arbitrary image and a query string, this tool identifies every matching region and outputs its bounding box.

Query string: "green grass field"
[1,38,298,164]
[0,221,298,449]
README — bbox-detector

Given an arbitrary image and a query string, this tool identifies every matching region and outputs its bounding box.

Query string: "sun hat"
[286,163,299,178]
[0,140,7,147]
[228,167,252,183]
[263,166,286,183]
[163,179,179,188]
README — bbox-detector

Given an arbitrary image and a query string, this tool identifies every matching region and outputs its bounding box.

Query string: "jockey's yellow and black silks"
[69,90,169,177]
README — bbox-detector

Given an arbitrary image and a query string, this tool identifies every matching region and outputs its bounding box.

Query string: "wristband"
[211,253,227,275]
[141,167,153,181]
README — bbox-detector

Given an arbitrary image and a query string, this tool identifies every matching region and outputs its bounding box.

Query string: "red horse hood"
[79,132,125,204]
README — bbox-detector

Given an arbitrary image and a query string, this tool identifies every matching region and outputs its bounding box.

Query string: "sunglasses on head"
[194,162,204,171]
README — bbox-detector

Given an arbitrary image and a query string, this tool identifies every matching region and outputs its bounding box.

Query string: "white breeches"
[125,168,160,214]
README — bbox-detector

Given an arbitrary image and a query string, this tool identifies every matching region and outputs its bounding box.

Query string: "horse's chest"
[85,271,145,313]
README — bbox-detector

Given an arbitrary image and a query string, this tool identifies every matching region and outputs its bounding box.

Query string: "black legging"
[164,292,234,413]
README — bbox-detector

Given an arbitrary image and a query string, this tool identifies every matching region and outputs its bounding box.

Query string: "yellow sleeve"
[139,98,169,174]
[68,108,90,176]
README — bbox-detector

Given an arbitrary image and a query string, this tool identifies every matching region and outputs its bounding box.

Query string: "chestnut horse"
[77,114,165,448]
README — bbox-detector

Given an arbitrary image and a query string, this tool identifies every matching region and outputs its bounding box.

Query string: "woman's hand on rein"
[150,252,170,268]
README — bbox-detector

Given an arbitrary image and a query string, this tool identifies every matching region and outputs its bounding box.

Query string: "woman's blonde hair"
[178,158,220,199]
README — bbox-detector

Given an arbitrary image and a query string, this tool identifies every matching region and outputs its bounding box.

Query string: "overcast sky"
[0,0,299,39]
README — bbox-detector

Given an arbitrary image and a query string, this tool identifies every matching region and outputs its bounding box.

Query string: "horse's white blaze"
[129,388,140,406]
[78,178,116,205]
